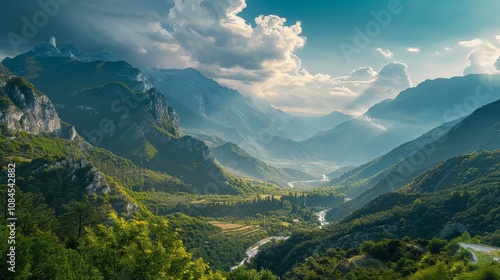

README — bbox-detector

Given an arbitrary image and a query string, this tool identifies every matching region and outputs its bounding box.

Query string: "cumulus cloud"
[496,57,500,71]
[163,0,306,76]
[376,61,412,88]
[406,47,420,53]
[464,51,486,75]
[347,67,378,81]
[459,36,500,75]
[375,48,393,59]
[459,38,483,48]
[257,61,412,115]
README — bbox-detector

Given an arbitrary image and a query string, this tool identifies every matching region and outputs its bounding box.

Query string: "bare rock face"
[0,73,76,139]
[33,158,139,216]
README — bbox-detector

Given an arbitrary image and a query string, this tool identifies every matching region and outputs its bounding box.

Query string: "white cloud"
[459,38,483,48]
[435,46,453,55]
[375,48,393,59]
[364,116,386,130]
[251,61,412,115]
[496,35,500,43]
[347,67,377,81]
[463,51,486,75]
[137,47,148,54]
[460,36,500,75]
[406,47,420,53]
[163,0,306,74]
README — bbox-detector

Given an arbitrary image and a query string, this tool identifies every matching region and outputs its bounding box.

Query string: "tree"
[409,262,449,280]
[16,192,58,235]
[227,266,277,280]
[0,227,93,280]
[59,200,99,241]
[426,238,447,254]
[79,214,224,279]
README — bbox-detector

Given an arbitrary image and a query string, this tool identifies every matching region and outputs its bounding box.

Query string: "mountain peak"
[7,36,119,63]
[49,36,57,48]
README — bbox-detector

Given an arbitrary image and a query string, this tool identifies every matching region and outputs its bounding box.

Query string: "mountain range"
[327,97,500,221]
[145,68,318,161]
[302,74,500,165]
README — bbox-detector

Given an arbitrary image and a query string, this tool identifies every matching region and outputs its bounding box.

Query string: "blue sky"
[239,0,500,80]
[1,0,499,115]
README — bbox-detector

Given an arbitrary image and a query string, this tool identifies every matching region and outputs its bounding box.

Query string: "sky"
[1,0,500,116]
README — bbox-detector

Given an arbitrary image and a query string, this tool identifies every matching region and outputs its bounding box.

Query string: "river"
[231,236,288,270]
[232,209,331,270]
[459,243,500,264]
[317,209,330,228]
[287,174,329,188]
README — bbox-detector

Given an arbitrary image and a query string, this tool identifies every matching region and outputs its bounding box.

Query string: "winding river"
[232,209,331,270]
[317,209,330,228]
[287,174,329,188]
[231,236,288,270]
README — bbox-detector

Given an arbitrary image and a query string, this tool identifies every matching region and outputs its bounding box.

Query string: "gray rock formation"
[0,73,76,139]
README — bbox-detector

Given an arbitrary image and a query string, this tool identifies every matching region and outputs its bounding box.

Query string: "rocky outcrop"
[34,158,108,195]
[147,88,181,133]
[33,158,139,216]
[0,74,76,139]
[169,135,213,160]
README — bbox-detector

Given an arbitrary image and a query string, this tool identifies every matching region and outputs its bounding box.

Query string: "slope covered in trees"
[253,150,500,277]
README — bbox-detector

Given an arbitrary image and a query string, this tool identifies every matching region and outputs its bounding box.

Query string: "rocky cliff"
[0,67,76,139]
[32,158,138,216]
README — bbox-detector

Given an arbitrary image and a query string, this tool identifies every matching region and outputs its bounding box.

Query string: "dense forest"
[251,151,500,278]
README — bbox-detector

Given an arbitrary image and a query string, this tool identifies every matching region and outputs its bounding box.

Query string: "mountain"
[302,74,500,165]
[145,68,317,161]
[0,63,195,194]
[0,65,76,139]
[1,38,239,194]
[299,111,355,135]
[17,35,120,63]
[327,118,462,196]
[340,149,500,240]
[212,142,314,186]
[251,98,317,137]
[253,150,500,276]
[326,97,500,222]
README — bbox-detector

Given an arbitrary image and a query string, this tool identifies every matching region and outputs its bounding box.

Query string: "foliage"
[79,213,225,279]
[225,266,277,280]
[281,237,499,280]
[254,150,500,276]
[0,227,93,280]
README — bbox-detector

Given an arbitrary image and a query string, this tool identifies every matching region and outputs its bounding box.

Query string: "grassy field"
[208,221,265,237]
